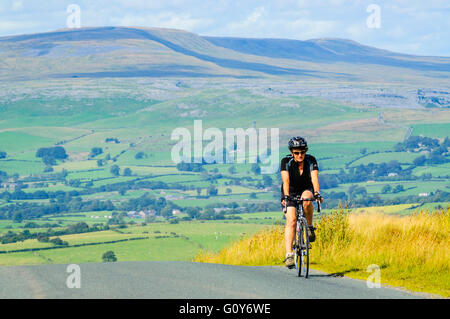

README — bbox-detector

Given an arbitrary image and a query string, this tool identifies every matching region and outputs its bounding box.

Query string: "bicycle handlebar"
[283,195,317,202]
[282,195,322,213]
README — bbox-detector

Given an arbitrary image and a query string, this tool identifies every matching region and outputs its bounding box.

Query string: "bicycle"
[285,195,321,278]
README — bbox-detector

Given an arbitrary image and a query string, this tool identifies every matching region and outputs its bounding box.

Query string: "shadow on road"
[308,268,362,278]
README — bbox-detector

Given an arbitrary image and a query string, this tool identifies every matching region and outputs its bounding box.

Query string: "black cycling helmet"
[288,136,308,151]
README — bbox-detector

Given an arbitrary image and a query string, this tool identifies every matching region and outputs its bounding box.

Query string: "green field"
[412,162,450,177]
[0,218,273,266]
[411,123,450,138]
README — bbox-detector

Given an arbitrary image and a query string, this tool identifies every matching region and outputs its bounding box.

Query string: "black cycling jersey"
[280,154,318,199]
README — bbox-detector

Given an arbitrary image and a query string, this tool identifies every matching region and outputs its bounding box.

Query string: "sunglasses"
[292,151,307,155]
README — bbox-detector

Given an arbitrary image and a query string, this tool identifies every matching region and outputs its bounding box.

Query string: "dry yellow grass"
[195,227,285,266]
[195,206,450,297]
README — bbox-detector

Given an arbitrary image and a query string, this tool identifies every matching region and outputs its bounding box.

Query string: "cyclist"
[280,136,323,268]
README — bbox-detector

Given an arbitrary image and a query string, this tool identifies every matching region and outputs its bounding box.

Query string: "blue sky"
[0,0,448,56]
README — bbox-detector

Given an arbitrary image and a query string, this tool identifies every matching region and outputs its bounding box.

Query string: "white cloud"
[386,26,405,39]
[11,0,23,11]
[0,20,38,32]
[225,6,266,31]
[289,19,337,39]
[346,24,365,39]
[111,0,188,10]
[114,12,212,32]
[245,6,265,24]
[216,11,337,40]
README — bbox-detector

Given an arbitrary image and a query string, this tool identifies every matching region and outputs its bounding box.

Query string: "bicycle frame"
[286,195,321,278]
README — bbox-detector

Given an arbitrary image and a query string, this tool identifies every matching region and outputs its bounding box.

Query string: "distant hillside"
[0,26,449,82]
[203,37,450,72]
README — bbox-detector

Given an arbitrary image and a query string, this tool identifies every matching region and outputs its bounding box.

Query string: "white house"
[388,172,398,177]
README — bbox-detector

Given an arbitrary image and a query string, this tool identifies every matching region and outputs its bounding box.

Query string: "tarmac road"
[0,261,425,299]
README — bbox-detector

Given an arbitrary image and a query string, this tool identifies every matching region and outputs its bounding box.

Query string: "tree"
[348,185,367,199]
[36,146,67,160]
[102,251,117,262]
[97,159,104,167]
[207,184,218,196]
[413,155,426,166]
[89,147,103,158]
[123,167,132,176]
[428,153,446,164]
[0,170,7,181]
[442,137,450,148]
[420,173,432,180]
[135,152,146,159]
[251,163,261,175]
[386,160,401,173]
[155,197,166,208]
[13,212,23,223]
[186,207,200,219]
[49,237,68,246]
[42,155,56,165]
[381,184,392,194]
[392,185,404,193]
[161,206,173,218]
[200,209,215,220]
[0,151,6,159]
[228,165,236,174]
[110,165,120,176]
[52,146,68,160]
[68,222,89,233]
[262,175,273,187]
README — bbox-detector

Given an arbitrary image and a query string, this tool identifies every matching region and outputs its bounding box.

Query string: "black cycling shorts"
[280,188,314,211]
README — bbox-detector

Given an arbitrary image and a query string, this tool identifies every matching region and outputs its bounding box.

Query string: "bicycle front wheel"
[299,219,310,278]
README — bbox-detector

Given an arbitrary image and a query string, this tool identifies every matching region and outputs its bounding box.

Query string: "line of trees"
[323,189,450,208]
[0,222,106,244]
[319,160,410,189]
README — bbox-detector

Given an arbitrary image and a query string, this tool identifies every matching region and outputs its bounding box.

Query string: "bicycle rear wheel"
[294,222,302,277]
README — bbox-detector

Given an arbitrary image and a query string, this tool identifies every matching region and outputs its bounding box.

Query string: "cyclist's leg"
[301,189,314,226]
[284,205,297,254]
[301,189,316,243]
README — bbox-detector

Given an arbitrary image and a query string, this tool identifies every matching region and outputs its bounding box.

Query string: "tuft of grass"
[194,206,450,297]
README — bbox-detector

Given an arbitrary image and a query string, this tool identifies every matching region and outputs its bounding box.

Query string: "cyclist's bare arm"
[281,170,290,206]
[310,170,323,203]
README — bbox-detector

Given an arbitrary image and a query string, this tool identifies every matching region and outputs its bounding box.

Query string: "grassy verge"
[194,206,450,297]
